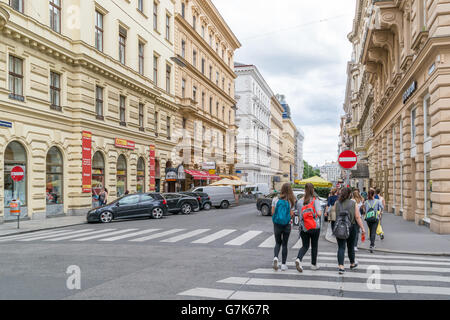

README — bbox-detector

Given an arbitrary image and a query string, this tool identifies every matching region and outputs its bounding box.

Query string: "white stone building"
[295,128,305,180]
[320,162,341,184]
[234,63,273,186]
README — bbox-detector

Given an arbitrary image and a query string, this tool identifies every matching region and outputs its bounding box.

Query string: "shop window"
[117,155,127,197]
[46,147,63,205]
[92,151,105,206]
[137,157,146,193]
[4,141,27,208]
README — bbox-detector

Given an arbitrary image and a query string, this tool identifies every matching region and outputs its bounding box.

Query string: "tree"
[303,160,319,179]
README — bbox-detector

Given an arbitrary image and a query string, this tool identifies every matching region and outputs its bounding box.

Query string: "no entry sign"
[338,150,358,170]
[11,166,25,182]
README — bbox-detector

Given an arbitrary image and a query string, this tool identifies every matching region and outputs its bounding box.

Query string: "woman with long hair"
[365,188,383,253]
[295,183,322,272]
[335,187,366,274]
[352,189,365,252]
[271,183,296,271]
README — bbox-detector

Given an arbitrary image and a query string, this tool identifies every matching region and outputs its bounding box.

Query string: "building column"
[414,97,425,225]
[394,119,402,216]
[402,109,415,221]
[386,128,394,212]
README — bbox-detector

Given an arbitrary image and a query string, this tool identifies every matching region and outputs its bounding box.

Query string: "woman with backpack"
[295,183,322,272]
[334,187,366,274]
[365,189,383,253]
[271,183,296,271]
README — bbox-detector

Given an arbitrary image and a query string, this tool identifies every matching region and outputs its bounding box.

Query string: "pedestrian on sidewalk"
[375,188,385,240]
[361,187,368,201]
[352,190,365,252]
[295,183,322,273]
[99,188,108,206]
[271,183,296,271]
[325,188,338,223]
[334,187,366,274]
[365,189,383,253]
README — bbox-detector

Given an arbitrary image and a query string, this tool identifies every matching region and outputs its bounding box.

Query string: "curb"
[0,221,87,238]
[324,233,450,257]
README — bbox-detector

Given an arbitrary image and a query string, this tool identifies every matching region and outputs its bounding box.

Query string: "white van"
[244,183,270,197]
[192,186,236,209]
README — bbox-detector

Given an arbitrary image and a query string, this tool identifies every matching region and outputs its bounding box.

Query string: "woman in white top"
[352,189,365,252]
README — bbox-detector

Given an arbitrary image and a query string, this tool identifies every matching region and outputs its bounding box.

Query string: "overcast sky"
[213,0,356,167]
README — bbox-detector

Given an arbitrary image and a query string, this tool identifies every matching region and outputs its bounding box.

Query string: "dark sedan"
[163,193,200,215]
[87,193,168,223]
[180,192,212,211]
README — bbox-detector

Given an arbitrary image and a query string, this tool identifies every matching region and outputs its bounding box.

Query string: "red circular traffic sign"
[338,150,358,170]
[11,166,24,182]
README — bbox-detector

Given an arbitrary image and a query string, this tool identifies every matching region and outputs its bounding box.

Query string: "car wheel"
[151,207,164,219]
[181,203,192,215]
[220,201,230,209]
[203,203,212,211]
[261,204,270,216]
[99,212,113,223]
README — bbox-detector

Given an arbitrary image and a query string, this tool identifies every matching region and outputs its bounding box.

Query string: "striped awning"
[185,170,221,181]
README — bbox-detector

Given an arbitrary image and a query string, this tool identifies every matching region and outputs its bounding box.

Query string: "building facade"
[172,0,241,190]
[320,161,341,184]
[270,96,284,191]
[0,0,182,222]
[234,63,272,187]
[346,0,450,234]
[295,127,305,181]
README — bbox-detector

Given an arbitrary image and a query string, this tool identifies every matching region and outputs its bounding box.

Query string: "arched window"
[137,157,145,193]
[92,152,105,206]
[46,147,63,205]
[4,141,27,210]
[117,155,127,197]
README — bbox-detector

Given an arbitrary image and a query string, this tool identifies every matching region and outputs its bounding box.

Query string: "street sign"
[338,150,358,170]
[11,166,25,182]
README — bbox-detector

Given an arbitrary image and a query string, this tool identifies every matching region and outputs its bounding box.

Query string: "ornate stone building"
[346,0,450,234]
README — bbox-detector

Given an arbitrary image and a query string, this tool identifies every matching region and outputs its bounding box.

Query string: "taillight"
[197,197,201,202]
[208,196,211,200]
[163,200,167,205]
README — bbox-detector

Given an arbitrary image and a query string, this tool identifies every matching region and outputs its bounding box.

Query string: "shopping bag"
[376,222,384,236]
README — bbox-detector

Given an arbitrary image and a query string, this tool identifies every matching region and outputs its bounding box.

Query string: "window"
[209,34,212,47]
[116,155,127,198]
[95,11,104,52]
[181,40,186,58]
[193,86,197,101]
[119,27,127,64]
[166,64,171,93]
[182,117,187,129]
[423,0,427,29]
[192,15,196,30]
[201,25,205,38]
[8,55,23,100]
[201,92,205,109]
[222,106,225,119]
[216,102,219,117]
[92,151,105,206]
[209,66,212,80]
[201,58,205,74]
[120,95,126,125]
[181,2,185,18]
[139,103,144,130]
[424,96,431,139]
[411,107,417,145]
[167,116,171,139]
[4,142,27,208]
[46,147,63,205]
[10,0,24,13]
[138,0,144,12]
[229,110,231,124]
[137,158,146,193]
[216,71,219,85]
[222,77,225,89]
[192,50,197,67]
[155,111,159,136]
[138,42,145,75]
[50,72,61,110]
[209,97,212,114]
[153,1,158,31]
[95,86,103,119]
[181,79,186,98]
[166,14,170,40]
[49,0,61,33]
[153,55,158,86]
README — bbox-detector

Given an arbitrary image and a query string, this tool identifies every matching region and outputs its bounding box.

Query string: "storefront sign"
[82,131,92,193]
[0,120,12,128]
[115,138,135,150]
[201,162,216,170]
[149,145,156,191]
[166,170,177,182]
[209,169,216,175]
[403,81,417,104]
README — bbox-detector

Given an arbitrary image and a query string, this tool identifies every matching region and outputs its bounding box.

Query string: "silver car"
[191,186,236,209]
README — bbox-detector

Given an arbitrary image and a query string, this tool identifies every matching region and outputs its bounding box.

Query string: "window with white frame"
[424,95,431,140]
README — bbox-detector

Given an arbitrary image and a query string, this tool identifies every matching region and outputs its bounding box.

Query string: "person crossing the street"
[352,189,365,252]
[295,183,322,272]
[365,189,383,253]
[271,183,296,271]
[375,188,385,240]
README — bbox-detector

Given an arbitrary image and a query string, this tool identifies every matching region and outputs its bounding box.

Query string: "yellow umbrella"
[298,176,333,188]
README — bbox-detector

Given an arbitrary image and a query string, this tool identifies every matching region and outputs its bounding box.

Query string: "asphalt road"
[1,203,450,300]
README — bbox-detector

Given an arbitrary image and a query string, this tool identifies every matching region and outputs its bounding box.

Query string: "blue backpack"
[272,199,291,225]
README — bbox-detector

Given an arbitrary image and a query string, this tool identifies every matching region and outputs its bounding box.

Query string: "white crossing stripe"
[248,268,450,284]
[292,239,302,249]
[178,288,234,299]
[192,229,236,244]
[258,235,276,248]
[99,229,160,242]
[130,229,185,242]
[319,251,450,263]
[397,285,450,296]
[44,229,116,241]
[0,229,74,242]
[161,229,210,243]
[218,277,396,294]
[285,262,450,273]
[310,255,450,266]
[19,229,95,241]
[71,229,139,242]
[225,231,263,246]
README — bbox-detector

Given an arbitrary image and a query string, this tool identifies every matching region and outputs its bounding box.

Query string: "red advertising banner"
[115,138,135,150]
[82,131,92,193]
[149,145,156,192]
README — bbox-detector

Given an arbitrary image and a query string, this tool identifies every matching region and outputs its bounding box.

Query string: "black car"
[180,192,212,211]
[87,193,168,223]
[256,193,278,216]
[163,193,200,215]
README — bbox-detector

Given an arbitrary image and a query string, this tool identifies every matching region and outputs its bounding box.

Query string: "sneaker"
[273,257,279,271]
[339,268,345,275]
[381,234,385,240]
[311,265,320,271]
[350,263,359,270]
[354,247,359,252]
[295,258,303,273]
[281,264,288,271]
[370,246,374,253]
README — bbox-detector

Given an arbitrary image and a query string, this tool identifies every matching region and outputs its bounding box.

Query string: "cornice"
[0,4,9,29]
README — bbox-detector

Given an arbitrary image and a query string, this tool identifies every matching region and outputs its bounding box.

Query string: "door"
[137,194,157,217]
[116,194,140,218]
[165,194,181,212]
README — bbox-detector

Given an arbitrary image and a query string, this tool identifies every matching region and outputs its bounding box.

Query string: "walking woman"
[334,187,366,274]
[352,189,365,252]
[295,183,322,272]
[271,183,296,271]
[365,189,383,253]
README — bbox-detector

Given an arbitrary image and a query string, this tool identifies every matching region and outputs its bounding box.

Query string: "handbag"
[376,222,384,236]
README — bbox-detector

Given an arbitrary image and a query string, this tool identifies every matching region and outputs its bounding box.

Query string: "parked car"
[191,186,236,209]
[87,193,168,223]
[163,193,200,215]
[180,192,212,211]
[256,191,327,217]
[244,183,270,197]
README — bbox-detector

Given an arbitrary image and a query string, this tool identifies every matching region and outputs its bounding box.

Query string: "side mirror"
[116,202,120,207]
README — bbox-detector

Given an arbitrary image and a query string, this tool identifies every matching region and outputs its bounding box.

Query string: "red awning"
[185,170,221,181]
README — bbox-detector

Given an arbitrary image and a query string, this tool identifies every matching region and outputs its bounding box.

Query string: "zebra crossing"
[178,251,450,300]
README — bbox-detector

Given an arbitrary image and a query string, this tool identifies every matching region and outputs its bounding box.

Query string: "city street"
[1,203,450,300]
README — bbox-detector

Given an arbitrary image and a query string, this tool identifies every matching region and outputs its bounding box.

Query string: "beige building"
[172,0,240,190]
[270,96,284,191]
[346,0,450,234]
[0,0,182,222]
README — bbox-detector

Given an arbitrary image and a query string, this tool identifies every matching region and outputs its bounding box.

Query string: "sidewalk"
[325,212,450,256]
[0,215,87,237]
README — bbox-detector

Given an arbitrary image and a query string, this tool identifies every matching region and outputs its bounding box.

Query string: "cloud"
[212,0,355,166]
